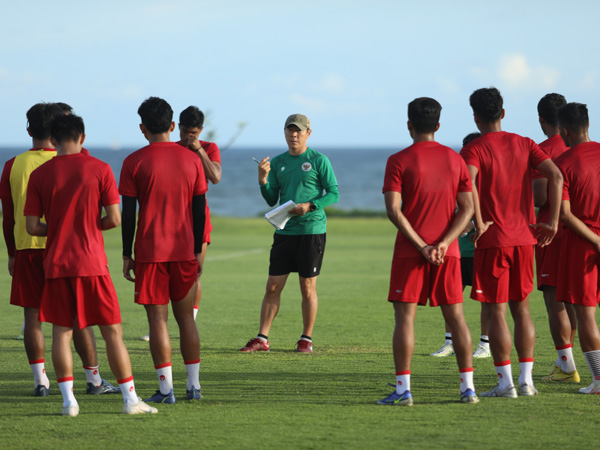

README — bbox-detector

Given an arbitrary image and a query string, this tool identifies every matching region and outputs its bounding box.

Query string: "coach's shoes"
[145,389,176,404]
[480,384,518,398]
[123,397,158,414]
[542,367,581,383]
[61,403,79,417]
[296,339,313,353]
[240,338,270,352]
[460,389,480,404]
[186,387,202,400]
[579,380,600,394]
[430,342,454,357]
[473,342,491,359]
[518,383,538,396]
[34,384,50,397]
[377,389,413,406]
[86,379,121,395]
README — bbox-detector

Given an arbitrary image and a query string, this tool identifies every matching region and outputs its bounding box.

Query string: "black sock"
[300,334,312,341]
[257,333,268,341]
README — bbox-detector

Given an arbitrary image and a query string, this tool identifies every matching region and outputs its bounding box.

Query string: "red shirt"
[176,140,221,185]
[119,142,208,263]
[460,131,549,249]
[383,141,472,258]
[555,141,600,229]
[533,134,569,237]
[24,153,120,279]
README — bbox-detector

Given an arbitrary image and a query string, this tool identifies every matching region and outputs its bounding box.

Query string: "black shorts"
[269,233,326,278]
[461,256,473,287]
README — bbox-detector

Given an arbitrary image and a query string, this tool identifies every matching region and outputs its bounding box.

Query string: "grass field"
[0,216,598,449]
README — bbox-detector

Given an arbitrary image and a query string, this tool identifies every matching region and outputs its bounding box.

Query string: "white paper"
[264,200,297,230]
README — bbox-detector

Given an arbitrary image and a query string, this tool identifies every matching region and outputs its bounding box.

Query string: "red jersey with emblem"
[555,141,600,229]
[24,153,120,279]
[460,131,549,249]
[532,134,569,238]
[383,141,472,258]
[119,142,207,263]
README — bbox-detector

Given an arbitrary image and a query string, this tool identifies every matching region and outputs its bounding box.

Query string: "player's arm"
[434,191,474,260]
[530,159,563,246]
[466,165,492,246]
[290,185,339,216]
[198,149,222,184]
[25,215,47,237]
[101,204,121,230]
[121,195,137,282]
[384,190,438,264]
[560,199,600,253]
[192,194,206,275]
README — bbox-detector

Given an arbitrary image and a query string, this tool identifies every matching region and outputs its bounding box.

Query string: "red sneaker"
[296,339,313,353]
[240,338,270,352]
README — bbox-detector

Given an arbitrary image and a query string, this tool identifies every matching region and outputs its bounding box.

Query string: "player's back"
[384,141,470,258]
[119,142,207,262]
[26,153,118,278]
[556,141,600,228]
[460,131,548,248]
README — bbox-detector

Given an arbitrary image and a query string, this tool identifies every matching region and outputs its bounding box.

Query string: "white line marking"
[205,248,266,262]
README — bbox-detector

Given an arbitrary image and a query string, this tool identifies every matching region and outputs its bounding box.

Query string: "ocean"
[0,145,423,217]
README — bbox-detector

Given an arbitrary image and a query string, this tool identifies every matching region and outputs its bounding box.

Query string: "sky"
[1,0,599,150]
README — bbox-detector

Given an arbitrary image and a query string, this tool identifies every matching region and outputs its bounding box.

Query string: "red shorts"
[388,256,463,306]
[204,204,213,245]
[10,249,45,308]
[535,237,561,289]
[134,260,198,305]
[39,275,121,328]
[471,245,534,303]
[557,231,600,307]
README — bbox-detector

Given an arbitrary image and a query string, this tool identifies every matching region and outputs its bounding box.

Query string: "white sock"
[460,368,475,393]
[185,359,201,390]
[118,376,138,404]
[395,371,410,394]
[494,361,513,390]
[556,344,576,373]
[58,377,78,407]
[445,333,452,345]
[155,363,173,395]
[83,365,103,386]
[479,335,489,346]
[30,359,50,388]
[583,350,600,382]
[193,306,199,321]
[518,358,534,386]
[256,335,268,343]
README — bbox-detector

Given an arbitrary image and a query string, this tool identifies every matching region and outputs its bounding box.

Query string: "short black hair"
[54,102,73,114]
[462,132,481,146]
[407,97,442,133]
[557,102,589,134]
[469,87,503,123]
[537,93,567,127]
[50,113,85,144]
[179,106,205,129]
[26,102,63,140]
[138,96,173,134]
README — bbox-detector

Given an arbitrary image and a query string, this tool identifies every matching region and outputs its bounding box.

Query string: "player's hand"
[421,245,440,265]
[431,242,448,265]
[181,136,201,152]
[472,221,493,248]
[8,256,14,277]
[531,222,557,247]
[123,257,135,282]
[258,157,271,184]
[289,202,310,216]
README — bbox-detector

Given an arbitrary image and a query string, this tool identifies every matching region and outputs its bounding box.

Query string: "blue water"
[0,146,411,217]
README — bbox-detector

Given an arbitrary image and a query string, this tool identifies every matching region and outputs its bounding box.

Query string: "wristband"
[420,245,427,253]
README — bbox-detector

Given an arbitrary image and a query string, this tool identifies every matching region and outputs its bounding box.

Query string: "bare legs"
[258,274,318,338]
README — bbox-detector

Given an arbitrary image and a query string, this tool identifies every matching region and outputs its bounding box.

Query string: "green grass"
[0,216,598,449]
